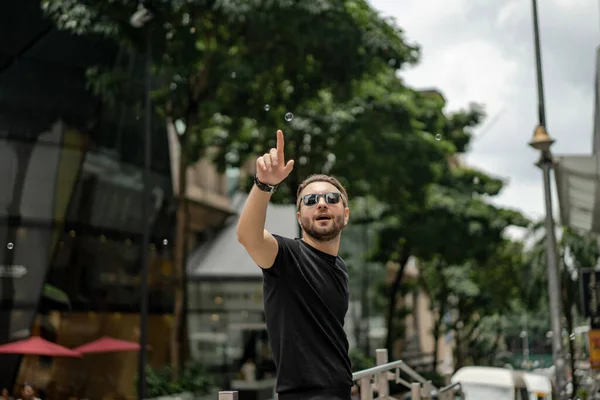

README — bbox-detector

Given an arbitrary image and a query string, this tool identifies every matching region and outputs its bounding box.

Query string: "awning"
[0,336,81,357]
[555,153,600,234]
[72,336,147,354]
[558,45,600,235]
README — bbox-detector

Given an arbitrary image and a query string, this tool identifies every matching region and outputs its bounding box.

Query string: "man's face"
[297,181,349,242]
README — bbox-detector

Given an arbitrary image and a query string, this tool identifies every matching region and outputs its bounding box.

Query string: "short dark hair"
[296,174,348,209]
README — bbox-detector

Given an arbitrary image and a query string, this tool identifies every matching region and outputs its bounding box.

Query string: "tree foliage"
[364,94,529,353]
[518,222,600,390]
[420,238,528,368]
[228,71,449,205]
[42,0,418,158]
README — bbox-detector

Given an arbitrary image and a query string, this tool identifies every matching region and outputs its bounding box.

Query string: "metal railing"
[217,348,462,400]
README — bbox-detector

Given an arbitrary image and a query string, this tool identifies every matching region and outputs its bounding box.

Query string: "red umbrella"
[0,336,81,357]
[72,336,148,354]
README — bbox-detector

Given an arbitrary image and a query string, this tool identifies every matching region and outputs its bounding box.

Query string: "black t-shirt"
[262,235,353,400]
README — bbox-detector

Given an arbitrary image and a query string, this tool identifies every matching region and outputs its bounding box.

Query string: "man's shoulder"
[272,234,296,241]
[272,234,301,249]
[263,235,302,277]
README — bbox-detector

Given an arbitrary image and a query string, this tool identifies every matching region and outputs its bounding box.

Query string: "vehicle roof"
[522,372,552,394]
[451,366,514,388]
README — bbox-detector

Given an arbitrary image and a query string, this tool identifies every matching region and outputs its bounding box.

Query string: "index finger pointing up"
[276,129,285,159]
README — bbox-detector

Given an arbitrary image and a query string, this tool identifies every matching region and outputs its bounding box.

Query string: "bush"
[349,348,376,372]
[140,361,216,398]
[419,370,445,388]
[577,388,589,400]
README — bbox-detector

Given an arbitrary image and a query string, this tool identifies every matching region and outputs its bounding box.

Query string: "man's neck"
[301,234,340,256]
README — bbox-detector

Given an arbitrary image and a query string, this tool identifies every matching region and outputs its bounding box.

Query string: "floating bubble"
[569,333,576,341]
[473,177,480,184]
[6,242,13,250]
[285,112,294,122]
[182,13,190,25]
[264,104,270,112]
[435,134,442,141]
[190,27,196,33]
[388,58,396,67]
[231,72,237,79]
[162,239,168,246]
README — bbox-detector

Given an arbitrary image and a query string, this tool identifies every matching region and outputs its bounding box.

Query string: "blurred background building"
[0,1,233,397]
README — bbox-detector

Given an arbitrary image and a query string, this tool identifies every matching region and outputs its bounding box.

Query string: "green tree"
[371,142,529,354]
[366,98,472,353]
[419,239,527,370]
[225,69,435,206]
[524,222,600,393]
[452,240,527,367]
[41,0,416,378]
[495,308,552,369]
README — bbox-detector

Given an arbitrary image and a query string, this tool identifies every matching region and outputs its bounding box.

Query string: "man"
[1,387,14,400]
[237,129,353,400]
[17,384,40,400]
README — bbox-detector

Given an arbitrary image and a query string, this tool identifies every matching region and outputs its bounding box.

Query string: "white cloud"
[370,0,599,223]
[403,38,520,112]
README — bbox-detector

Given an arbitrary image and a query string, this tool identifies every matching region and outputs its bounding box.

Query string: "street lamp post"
[528,0,567,396]
[131,3,153,399]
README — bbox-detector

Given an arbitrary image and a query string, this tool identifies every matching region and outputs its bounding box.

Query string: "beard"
[300,214,346,242]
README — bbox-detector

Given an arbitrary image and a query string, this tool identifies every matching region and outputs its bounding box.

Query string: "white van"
[522,372,553,400]
[451,367,553,400]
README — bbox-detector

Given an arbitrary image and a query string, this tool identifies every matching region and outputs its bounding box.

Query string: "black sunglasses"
[299,192,344,207]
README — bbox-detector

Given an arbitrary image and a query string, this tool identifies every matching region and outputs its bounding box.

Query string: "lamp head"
[528,125,555,153]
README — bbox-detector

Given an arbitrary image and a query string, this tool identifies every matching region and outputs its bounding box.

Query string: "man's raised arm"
[236,130,294,269]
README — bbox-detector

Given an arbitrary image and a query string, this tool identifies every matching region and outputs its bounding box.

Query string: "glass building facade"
[0,1,179,397]
[2,2,280,399]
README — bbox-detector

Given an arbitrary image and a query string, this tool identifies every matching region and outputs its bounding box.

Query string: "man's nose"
[317,197,328,207]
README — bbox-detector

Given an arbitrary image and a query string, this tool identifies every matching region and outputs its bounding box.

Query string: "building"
[0,1,234,398]
[388,259,455,375]
[555,46,600,234]
[186,193,297,391]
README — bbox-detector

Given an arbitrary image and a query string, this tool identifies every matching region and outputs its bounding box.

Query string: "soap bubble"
[7,242,13,250]
[264,104,270,112]
[435,134,442,141]
[284,112,294,122]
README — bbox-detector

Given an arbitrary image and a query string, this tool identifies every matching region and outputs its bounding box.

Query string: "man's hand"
[256,129,295,186]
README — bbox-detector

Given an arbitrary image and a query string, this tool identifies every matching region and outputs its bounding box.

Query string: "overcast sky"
[369,0,599,225]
